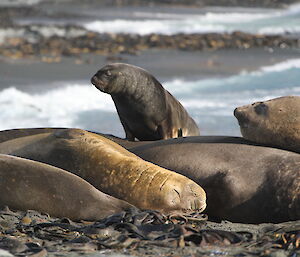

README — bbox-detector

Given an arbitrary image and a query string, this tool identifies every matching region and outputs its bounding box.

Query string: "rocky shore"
[0,207,299,257]
[1,0,300,63]
[1,24,299,63]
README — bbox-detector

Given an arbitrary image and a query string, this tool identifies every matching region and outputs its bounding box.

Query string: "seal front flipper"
[119,116,135,141]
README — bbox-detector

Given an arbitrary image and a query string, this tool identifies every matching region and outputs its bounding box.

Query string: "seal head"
[234,96,300,153]
[91,63,133,94]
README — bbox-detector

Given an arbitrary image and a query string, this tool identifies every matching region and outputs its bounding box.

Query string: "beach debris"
[0,207,299,256]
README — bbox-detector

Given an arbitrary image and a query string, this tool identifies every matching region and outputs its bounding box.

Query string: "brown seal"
[91,63,200,141]
[129,136,300,223]
[0,127,148,149]
[0,154,133,221]
[0,129,206,214]
[234,96,300,153]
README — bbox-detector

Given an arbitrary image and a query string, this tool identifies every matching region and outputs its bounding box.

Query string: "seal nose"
[234,108,250,127]
[184,183,206,212]
[233,107,241,119]
[91,75,98,86]
[234,107,245,121]
[192,198,206,212]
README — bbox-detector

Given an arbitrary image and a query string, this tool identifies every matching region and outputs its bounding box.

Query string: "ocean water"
[1,58,299,136]
[1,2,299,137]
[84,4,300,35]
[12,3,300,38]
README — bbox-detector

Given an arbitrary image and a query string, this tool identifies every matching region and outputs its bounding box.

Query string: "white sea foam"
[84,19,226,35]
[164,58,300,97]
[83,4,300,35]
[0,0,43,6]
[0,84,115,130]
[260,58,300,72]
[0,26,87,43]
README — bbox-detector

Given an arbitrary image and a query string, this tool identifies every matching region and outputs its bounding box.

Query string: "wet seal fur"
[130,136,300,223]
[0,129,206,214]
[0,154,133,221]
[234,96,300,153]
[91,63,200,141]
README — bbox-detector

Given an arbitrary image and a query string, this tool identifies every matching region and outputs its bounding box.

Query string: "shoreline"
[1,29,299,62]
[1,1,300,63]
[1,47,300,91]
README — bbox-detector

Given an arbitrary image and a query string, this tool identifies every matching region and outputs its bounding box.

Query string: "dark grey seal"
[129,136,300,223]
[91,63,200,141]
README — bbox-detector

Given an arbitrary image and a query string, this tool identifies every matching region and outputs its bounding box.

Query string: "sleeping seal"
[234,96,300,153]
[91,63,200,141]
[0,127,146,149]
[0,129,206,214]
[130,136,300,223]
[0,154,133,221]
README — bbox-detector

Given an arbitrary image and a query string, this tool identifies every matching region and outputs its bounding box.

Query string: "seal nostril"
[234,108,250,126]
[91,76,98,85]
[233,107,240,118]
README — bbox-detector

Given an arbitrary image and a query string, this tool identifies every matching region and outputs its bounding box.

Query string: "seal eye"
[102,70,112,78]
[103,70,112,77]
[254,103,268,116]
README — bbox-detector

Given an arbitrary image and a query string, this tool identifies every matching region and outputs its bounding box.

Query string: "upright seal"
[91,63,200,141]
[234,96,300,153]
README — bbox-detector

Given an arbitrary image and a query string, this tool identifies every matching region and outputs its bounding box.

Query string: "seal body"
[0,129,206,214]
[91,63,200,141]
[234,96,300,153]
[0,127,146,149]
[0,128,66,144]
[0,154,133,221]
[130,137,300,223]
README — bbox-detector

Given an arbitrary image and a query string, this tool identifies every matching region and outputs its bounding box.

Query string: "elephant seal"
[0,128,149,149]
[0,128,65,144]
[129,137,300,223]
[0,129,206,214]
[0,154,133,221]
[91,63,200,141]
[234,96,300,153]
